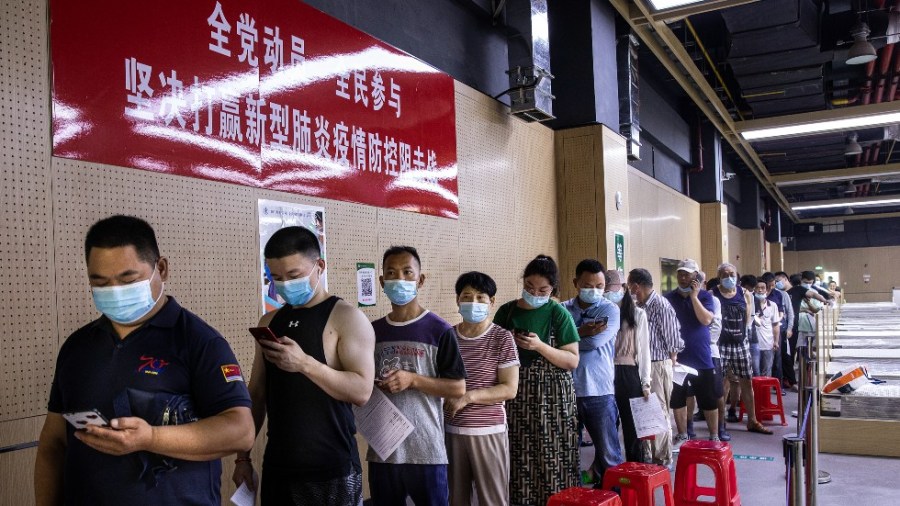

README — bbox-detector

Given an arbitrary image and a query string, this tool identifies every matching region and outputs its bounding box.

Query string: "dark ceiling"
[642,0,900,220]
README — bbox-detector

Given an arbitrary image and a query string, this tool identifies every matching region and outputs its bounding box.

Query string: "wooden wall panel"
[626,168,701,287]
[699,202,727,278]
[781,246,900,303]
[0,0,560,498]
[727,224,743,274]
[740,228,764,276]
[600,128,630,275]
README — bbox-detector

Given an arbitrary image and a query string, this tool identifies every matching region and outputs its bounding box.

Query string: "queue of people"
[35,214,833,506]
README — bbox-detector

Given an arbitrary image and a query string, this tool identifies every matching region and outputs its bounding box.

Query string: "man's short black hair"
[382,245,421,268]
[760,272,776,283]
[774,271,788,278]
[801,270,816,282]
[575,259,605,277]
[455,271,497,297]
[264,226,321,260]
[790,273,802,286]
[84,215,160,266]
[628,268,653,288]
[740,274,757,289]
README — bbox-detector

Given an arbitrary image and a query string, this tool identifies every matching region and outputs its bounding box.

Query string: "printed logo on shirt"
[288,321,300,328]
[137,355,170,376]
[378,357,401,379]
[221,364,244,382]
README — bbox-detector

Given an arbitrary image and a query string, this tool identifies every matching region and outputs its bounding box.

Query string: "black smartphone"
[249,326,279,343]
[513,327,530,336]
[62,409,110,429]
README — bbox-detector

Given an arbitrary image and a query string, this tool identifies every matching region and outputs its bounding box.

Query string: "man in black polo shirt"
[34,215,254,505]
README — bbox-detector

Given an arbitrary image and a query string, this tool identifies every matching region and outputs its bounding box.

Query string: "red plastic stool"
[738,376,787,426]
[547,487,623,505]
[601,462,674,506]
[673,440,740,506]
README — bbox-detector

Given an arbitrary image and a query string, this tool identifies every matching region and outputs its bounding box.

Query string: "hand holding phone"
[63,409,109,429]
[249,326,279,343]
[513,327,530,336]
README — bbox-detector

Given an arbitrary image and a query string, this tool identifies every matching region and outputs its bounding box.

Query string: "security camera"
[722,172,737,181]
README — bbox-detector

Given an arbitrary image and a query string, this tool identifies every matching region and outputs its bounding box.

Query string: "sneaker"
[718,429,732,441]
[710,435,721,442]
[672,433,689,453]
[726,411,740,424]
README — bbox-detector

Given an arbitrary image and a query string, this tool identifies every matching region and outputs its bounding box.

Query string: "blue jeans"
[369,462,448,506]
[576,395,623,481]
[749,342,761,377]
[759,349,775,378]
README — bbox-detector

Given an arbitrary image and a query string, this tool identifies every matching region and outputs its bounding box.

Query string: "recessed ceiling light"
[742,112,900,140]
[648,0,706,10]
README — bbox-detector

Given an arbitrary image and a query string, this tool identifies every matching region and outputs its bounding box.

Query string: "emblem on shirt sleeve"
[221,364,244,382]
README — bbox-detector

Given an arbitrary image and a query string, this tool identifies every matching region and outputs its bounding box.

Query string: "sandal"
[747,420,773,434]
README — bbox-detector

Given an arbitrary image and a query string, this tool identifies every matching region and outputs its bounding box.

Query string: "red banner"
[51,0,458,218]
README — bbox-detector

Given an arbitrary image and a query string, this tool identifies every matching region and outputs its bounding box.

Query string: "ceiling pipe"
[875,44,895,103]
[862,59,877,105]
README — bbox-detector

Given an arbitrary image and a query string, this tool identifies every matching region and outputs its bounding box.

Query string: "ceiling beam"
[772,162,900,186]
[795,210,900,223]
[630,0,760,25]
[609,0,799,221]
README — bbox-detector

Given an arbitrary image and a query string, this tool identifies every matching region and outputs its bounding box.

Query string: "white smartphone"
[62,409,110,429]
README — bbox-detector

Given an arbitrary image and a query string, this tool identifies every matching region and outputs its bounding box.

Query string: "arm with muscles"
[34,413,67,506]
[445,365,519,418]
[380,327,466,398]
[262,302,375,406]
[635,309,652,397]
[744,290,754,330]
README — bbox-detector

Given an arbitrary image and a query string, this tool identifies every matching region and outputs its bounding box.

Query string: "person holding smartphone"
[35,215,254,506]
[561,259,623,484]
[233,226,375,506]
[494,255,580,506]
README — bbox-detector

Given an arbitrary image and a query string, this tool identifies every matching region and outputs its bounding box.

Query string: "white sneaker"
[672,433,689,453]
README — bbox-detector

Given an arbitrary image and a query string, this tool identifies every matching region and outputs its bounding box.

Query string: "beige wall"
[627,168,702,287]
[783,247,900,303]
[555,125,630,300]
[0,1,559,502]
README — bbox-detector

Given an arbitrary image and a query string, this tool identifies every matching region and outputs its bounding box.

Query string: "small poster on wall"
[258,199,327,314]
[357,262,377,307]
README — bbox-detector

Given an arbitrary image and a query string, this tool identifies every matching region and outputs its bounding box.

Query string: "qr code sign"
[360,276,373,297]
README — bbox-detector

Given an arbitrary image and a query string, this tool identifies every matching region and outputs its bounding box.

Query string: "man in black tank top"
[233,227,376,506]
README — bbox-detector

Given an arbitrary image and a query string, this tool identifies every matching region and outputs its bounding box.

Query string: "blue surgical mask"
[384,279,418,306]
[754,293,767,300]
[801,282,812,290]
[604,290,625,304]
[275,266,321,307]
[579,288,604,305]
[775,281,785,291]
[91,268,163,324]
[721,276,737,290]
[678,286,692,293]
[459,302,490,323]
[521,289,550,308]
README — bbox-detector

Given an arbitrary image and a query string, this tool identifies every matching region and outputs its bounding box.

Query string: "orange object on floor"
[547,487,623,506]
[674,440,740,506]
[601,462,674,506]
[738,376,788,426]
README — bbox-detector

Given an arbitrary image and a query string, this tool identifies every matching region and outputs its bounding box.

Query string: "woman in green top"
[494,254,580,505]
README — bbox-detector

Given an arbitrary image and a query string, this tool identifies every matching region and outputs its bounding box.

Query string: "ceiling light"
[793,196,900,211]
[741,112,900,140]
[648,0,706,9]
[847,22,877,65]
[844,207,855,215]
[843,182,857,193]
[845,133,863,156]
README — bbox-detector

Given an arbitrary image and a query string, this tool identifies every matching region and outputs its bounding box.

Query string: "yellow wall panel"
[781,246,900,303]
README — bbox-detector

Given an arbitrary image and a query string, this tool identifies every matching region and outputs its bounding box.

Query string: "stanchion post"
[804,385,818,506]
[784,435,806,506]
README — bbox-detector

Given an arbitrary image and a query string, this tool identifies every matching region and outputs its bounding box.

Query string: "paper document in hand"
[230,482,255,506]
[352,387,415,461]
[629,395,670,439]
[672,363,699,386]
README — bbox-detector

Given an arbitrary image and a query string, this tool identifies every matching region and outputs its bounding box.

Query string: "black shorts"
[671,367,720,411]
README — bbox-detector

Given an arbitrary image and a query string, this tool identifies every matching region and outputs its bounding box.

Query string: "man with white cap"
[664,259,720,445]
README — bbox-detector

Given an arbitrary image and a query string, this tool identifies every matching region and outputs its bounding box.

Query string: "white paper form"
[353,387,415,461]
[230,482,255,506]
[672,363,699,386]
[629,395,671,439]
